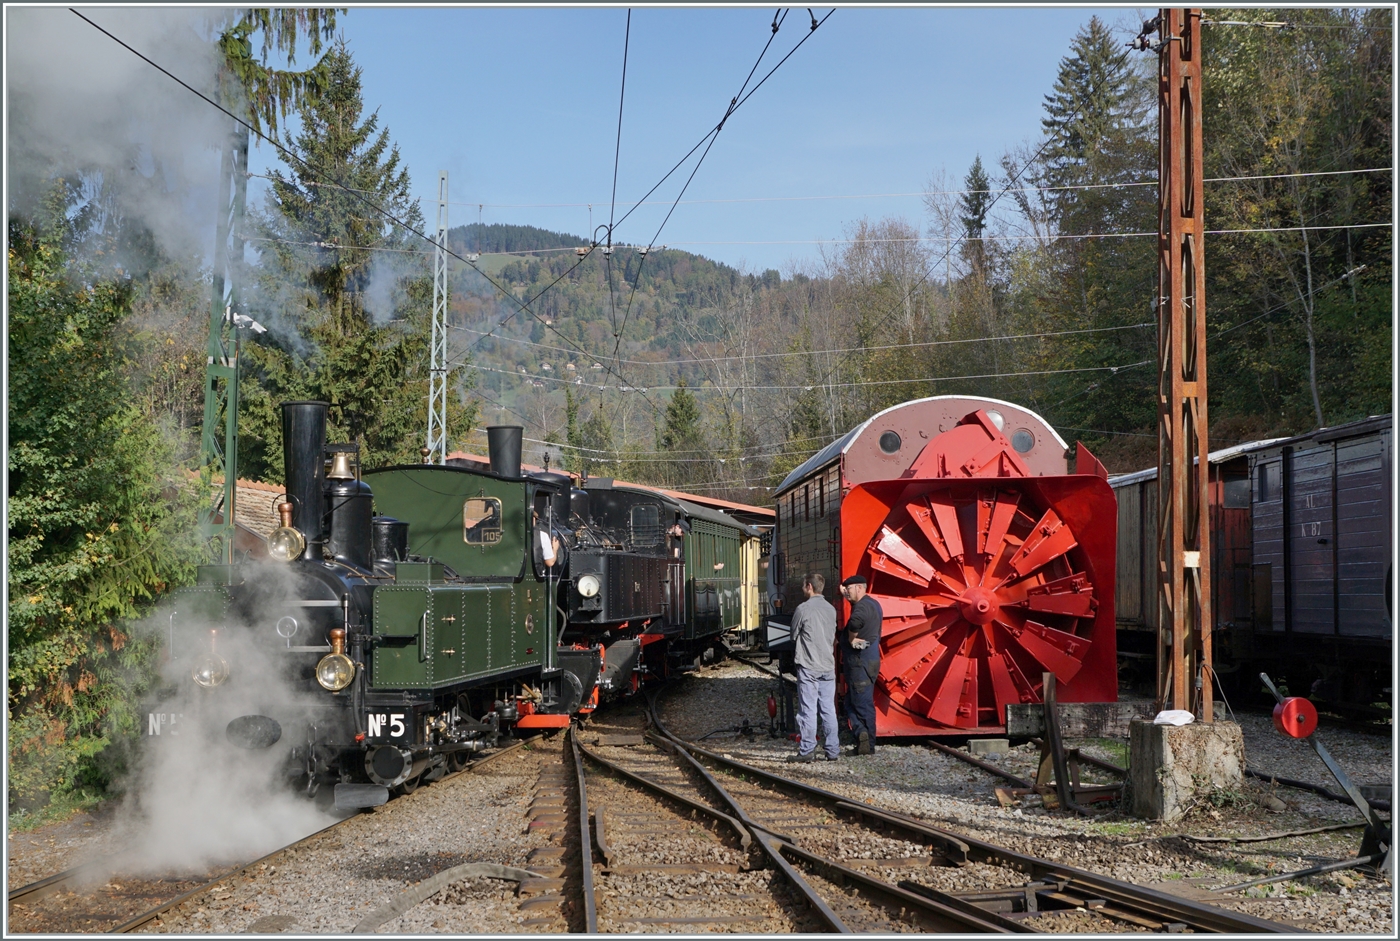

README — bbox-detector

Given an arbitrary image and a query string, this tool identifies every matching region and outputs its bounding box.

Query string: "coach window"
[817,476,825,518]
[463,498,503,545]
[803,484,810,521]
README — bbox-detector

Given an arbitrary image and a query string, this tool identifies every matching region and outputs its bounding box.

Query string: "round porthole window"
[1011,429,1035,454]
[879,430,902,454]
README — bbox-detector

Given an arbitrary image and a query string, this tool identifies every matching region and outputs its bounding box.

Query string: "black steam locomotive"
[146,401,756,809]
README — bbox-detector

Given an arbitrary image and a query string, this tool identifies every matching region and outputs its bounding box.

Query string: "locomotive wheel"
[864,485,1099,730]
[448,751,472,772]
[394,774,421,796]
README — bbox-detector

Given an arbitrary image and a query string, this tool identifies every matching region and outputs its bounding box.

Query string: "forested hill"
[447,222,588,255]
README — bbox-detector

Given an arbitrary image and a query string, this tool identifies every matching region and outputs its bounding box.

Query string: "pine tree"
[564,387,582,475]
[959,155,993,272]
[579,409,615,479]
[239,43,474,479]
[1039,16,1153,233]
[1030,16,1157,444]
[658,380,707,487]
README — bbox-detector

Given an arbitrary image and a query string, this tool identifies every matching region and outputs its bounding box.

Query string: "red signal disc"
[1272,696,1318,739]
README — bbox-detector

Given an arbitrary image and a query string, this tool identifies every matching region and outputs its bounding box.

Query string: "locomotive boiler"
[769,396,1118,737]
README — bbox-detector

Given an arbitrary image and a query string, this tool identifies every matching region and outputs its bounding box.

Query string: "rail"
[646,689,1299,934]
[8,736,537,933]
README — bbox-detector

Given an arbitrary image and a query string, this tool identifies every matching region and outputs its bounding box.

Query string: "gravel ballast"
[7,658,1394,934]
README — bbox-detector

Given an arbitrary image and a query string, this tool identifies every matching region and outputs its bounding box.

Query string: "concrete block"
[1128,719,1244,822]
[968,738,1010,756]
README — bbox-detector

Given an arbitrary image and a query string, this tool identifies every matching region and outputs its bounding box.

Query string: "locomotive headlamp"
[317,628,355,691]
[316,654,355,691]
[192,654,230,688]
[268,502,305,562]
[193,628,229,687]
[576,574,601,598]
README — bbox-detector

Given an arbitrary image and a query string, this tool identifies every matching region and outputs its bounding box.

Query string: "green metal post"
[198,121,249,564]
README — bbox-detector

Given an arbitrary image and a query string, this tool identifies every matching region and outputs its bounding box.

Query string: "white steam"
[113,563,341,875]
[6,7,225,262]
[361,246,430,325]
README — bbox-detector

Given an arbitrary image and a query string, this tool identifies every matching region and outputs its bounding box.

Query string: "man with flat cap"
[839,575,882,755]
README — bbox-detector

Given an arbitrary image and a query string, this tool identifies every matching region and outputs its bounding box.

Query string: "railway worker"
[788,573,840,763]
[839,575,882,756]
[532,509,562,569]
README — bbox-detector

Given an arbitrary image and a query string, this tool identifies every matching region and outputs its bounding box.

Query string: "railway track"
[5,737,535,934]
[571,707,824,932]
[573,702,1067,932]
[630,689,1301,934]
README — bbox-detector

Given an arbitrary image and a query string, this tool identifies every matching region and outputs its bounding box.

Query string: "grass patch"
[1093,821,1136,836]
[6,788,103,833]
[1088,738,1129,768]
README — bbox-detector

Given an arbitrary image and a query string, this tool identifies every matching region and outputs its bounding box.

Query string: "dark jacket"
[845,595,883,651]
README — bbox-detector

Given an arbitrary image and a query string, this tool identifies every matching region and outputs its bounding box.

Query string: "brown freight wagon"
[1110,414,1392,711]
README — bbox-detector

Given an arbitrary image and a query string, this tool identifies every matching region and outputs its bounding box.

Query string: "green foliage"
[213,8,343,137]
[6,200,202,813]
[657,380,708,487]
[238,42,475,481]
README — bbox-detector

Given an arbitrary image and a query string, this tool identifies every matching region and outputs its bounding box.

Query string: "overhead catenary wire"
[449,320,1156,366]
[435,9,831,397]
[519,432,838,458]
[638,221,1392,247]
[603,10,632,359]
[609,7,813,374]
[465,356,1154,394]
[440,166,1391,211]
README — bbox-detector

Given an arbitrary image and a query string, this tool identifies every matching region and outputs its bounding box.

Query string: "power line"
[449,320,1155,366]
[523,431,837,458]
[603,10,632,362]
[631,221,1392,247]
[610,7,816,374]
[469,356,1155,394]
[440,167,1391,211]
[69,9,662,410]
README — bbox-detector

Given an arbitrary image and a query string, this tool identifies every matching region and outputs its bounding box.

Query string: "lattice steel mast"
[1152,9,1213,718]
[427,171,450,464]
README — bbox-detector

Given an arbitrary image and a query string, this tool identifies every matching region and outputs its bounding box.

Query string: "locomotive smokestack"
[486,425,524,478]
[282,401,329,551]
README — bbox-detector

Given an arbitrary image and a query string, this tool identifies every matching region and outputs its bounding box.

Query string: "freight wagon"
[1111,414,1392,708]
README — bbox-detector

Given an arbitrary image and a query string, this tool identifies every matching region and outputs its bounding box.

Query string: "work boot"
[786,751,817,763]
[857,731,873,756]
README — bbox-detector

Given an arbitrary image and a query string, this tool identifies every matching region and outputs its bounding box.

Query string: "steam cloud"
[6,7,228,265]
[111,562,339,875]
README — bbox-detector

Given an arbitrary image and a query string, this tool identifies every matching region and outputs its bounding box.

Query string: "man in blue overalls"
[839,575,883,756]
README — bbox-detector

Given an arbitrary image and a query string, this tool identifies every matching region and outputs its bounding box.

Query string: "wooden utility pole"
[1154,9,1213,719]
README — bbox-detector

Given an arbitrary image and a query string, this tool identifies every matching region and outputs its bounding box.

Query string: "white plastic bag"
[1153,709,1195,726]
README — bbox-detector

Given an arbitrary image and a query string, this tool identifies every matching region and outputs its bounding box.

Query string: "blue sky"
[249,5,1147,273]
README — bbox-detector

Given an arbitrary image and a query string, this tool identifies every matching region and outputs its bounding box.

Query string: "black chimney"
[486,425,524,478]
[281,401,329,552]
